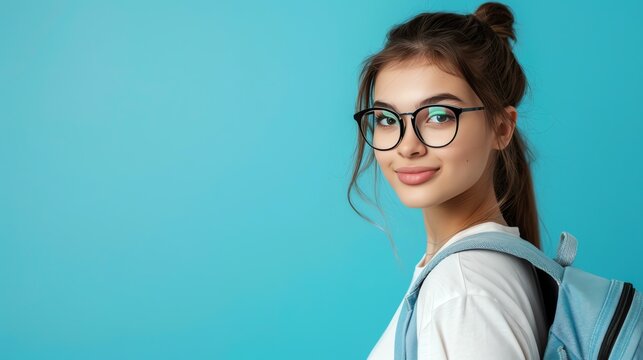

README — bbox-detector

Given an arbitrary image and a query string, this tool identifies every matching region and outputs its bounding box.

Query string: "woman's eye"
[427,111,455,124]
[429,114,451,123]
[376,116,398,126]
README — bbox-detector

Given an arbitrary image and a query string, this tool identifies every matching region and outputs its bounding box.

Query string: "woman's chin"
[397,191,440,208]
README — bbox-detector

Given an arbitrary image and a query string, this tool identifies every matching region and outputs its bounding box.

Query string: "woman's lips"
[396,168,439,185]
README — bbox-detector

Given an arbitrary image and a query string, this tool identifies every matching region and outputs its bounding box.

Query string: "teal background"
[1,0,641,358]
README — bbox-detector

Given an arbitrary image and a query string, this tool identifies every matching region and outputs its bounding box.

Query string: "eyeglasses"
[352,104,485,150]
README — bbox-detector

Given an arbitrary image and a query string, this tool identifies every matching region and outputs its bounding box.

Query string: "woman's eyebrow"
[373,92,465,111]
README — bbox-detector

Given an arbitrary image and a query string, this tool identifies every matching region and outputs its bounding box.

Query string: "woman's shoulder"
[413,246,548,358]
[416,248,540,319]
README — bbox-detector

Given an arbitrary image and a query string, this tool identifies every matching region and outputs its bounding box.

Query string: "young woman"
[348,2,548,359]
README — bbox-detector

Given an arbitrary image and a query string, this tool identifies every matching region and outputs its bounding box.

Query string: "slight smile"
[395,167,440,185]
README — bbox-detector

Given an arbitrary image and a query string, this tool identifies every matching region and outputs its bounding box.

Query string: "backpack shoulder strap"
[405,230,570,297]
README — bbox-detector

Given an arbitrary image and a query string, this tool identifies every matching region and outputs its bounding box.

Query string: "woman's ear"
[492,105,517,151]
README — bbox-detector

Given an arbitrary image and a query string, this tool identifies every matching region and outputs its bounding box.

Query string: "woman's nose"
[396,115,428,156]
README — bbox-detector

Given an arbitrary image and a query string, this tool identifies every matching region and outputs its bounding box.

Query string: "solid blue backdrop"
[1,0,641,358]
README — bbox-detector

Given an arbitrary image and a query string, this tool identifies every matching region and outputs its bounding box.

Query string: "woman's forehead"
[374,62,474,106]
[376,61,462,86]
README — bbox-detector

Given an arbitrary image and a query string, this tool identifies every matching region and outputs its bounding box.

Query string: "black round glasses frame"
[352,104,485,150]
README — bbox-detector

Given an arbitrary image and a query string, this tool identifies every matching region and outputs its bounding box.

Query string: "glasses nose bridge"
[397,111,415,127]
[396,111,421,144]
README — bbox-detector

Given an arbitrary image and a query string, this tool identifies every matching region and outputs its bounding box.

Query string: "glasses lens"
[359,109,401,150]
[415,106,457,147]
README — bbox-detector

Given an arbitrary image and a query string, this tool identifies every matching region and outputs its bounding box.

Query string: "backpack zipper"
[597,282,635,360]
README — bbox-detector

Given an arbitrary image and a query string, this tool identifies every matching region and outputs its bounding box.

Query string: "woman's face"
[372,60,514,209]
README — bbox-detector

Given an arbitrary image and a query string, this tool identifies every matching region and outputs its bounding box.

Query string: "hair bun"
[473,2,517,44]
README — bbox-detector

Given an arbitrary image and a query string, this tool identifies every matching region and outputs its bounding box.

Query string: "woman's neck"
[420,176,506,265]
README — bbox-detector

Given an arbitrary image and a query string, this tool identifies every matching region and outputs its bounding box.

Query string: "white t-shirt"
[367,221,548,359]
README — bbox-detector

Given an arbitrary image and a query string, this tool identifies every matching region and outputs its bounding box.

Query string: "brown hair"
[347,2,542,263]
